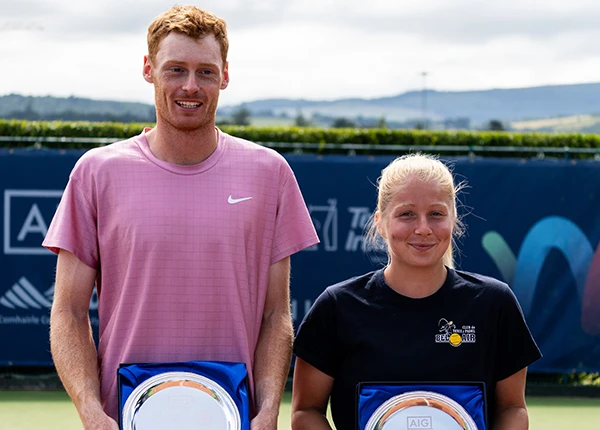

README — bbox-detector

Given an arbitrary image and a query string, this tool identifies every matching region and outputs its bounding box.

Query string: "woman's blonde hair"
[365,153,465,268]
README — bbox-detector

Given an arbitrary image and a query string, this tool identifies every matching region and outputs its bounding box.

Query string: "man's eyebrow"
[162,60,186,66]
[162,60,219,66]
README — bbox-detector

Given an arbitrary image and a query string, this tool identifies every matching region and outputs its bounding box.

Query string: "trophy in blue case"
[118,360,250,430]
[357,382,487,430]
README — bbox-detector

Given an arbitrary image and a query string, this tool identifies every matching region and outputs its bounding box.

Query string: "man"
[43,5,318,429]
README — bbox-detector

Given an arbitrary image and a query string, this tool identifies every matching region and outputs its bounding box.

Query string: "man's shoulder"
[78,133,137,155]
[220,129,286,163]
[76,135,142,166]
[67,135,144,183]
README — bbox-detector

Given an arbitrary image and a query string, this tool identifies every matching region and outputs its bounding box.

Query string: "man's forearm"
[50,308,105,425]
[252,309,294,420]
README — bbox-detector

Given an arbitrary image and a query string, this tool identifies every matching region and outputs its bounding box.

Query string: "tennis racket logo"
[306,199,338,251]
[435,319,475,347]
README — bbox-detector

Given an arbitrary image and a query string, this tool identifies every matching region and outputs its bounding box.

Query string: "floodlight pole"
[421,71,428,129]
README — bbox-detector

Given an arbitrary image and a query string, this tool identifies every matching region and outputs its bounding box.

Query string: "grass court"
[0,390,599,429]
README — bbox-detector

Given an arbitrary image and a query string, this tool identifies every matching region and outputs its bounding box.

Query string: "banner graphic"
[1,149,598,372]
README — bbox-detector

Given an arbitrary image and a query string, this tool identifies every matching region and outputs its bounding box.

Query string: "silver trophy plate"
[364,390,478,430]
[121,371,241,430]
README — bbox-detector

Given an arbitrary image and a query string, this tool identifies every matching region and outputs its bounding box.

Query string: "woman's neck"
[383,263,448,298]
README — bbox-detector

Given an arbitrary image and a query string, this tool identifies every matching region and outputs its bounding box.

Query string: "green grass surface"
[0,390,598,429]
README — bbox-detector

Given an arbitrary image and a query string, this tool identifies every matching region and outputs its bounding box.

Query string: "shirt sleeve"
[293,288,341,377]
[494,285,543,381]
[270,160,319,264]
[42,159,99,270]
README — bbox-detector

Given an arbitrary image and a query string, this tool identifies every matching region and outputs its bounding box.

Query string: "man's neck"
[145,122,219,165]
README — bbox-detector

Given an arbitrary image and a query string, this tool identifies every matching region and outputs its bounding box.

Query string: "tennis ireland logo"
[304,199,386,262]
[306,199,338,252]
[435,318,476,347]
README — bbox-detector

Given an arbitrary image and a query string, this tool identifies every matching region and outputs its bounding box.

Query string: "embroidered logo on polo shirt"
[227,195,253,204]
[435,318,476,347]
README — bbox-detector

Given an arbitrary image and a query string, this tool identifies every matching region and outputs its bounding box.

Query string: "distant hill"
[511,114,600,134]
[0,94,155,123]
[220,83,600,125]
[3,82,600,129]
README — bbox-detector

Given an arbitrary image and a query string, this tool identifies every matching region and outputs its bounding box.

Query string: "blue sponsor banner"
[288,155,600,374]
[1,149,599,373]
[0,148,97,365]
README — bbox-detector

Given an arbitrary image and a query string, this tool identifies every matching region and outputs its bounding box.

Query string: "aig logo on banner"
[3,189,62,255]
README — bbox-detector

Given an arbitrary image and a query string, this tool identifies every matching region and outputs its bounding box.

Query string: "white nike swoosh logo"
[228,195,253,204]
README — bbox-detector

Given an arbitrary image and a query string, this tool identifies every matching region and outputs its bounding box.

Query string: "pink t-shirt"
[43,129,318,419]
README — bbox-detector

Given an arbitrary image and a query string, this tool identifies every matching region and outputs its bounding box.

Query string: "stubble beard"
[155,92,219,134]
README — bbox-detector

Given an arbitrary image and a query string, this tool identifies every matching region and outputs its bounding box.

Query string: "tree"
[444,117,471,130]
[487,119,505,131]
[231,106,251,126]
[295,110,310,127]
[331,117,356,128]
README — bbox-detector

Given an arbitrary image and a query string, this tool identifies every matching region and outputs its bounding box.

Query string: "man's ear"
[143,55,153,83]
[220,62,229,90]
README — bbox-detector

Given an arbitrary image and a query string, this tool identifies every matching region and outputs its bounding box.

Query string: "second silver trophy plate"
[364,390,478,430]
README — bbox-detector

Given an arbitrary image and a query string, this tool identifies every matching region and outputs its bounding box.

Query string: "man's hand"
[80,406,119,430]
[250,409,278,430]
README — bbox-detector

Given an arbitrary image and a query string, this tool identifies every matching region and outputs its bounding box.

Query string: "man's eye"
[201,69,213,75]
[171,67,183,73]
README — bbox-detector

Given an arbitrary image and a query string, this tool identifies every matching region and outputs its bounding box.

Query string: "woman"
[292,153,541,430]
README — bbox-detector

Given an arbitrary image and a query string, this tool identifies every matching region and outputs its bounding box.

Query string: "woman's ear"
[375,211,386,239]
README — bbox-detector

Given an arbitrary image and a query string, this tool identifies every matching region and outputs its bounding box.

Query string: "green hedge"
[0,120,152,140]
[223,125,600,151]
[1,120,600,157]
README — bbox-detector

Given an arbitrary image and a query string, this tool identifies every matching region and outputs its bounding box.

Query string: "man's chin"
[169,118,213,132]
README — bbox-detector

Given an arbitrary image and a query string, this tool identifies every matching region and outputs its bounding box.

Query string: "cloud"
[5,0,600,47]
[264,0,600,45]
[1,0,599,106]
[5,0,600,37]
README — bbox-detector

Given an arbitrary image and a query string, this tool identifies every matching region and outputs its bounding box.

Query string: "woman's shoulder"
[451,268,512,295]
[324,270,382,298]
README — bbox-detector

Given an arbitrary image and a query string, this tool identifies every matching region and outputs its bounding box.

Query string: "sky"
[2,0,600,108]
